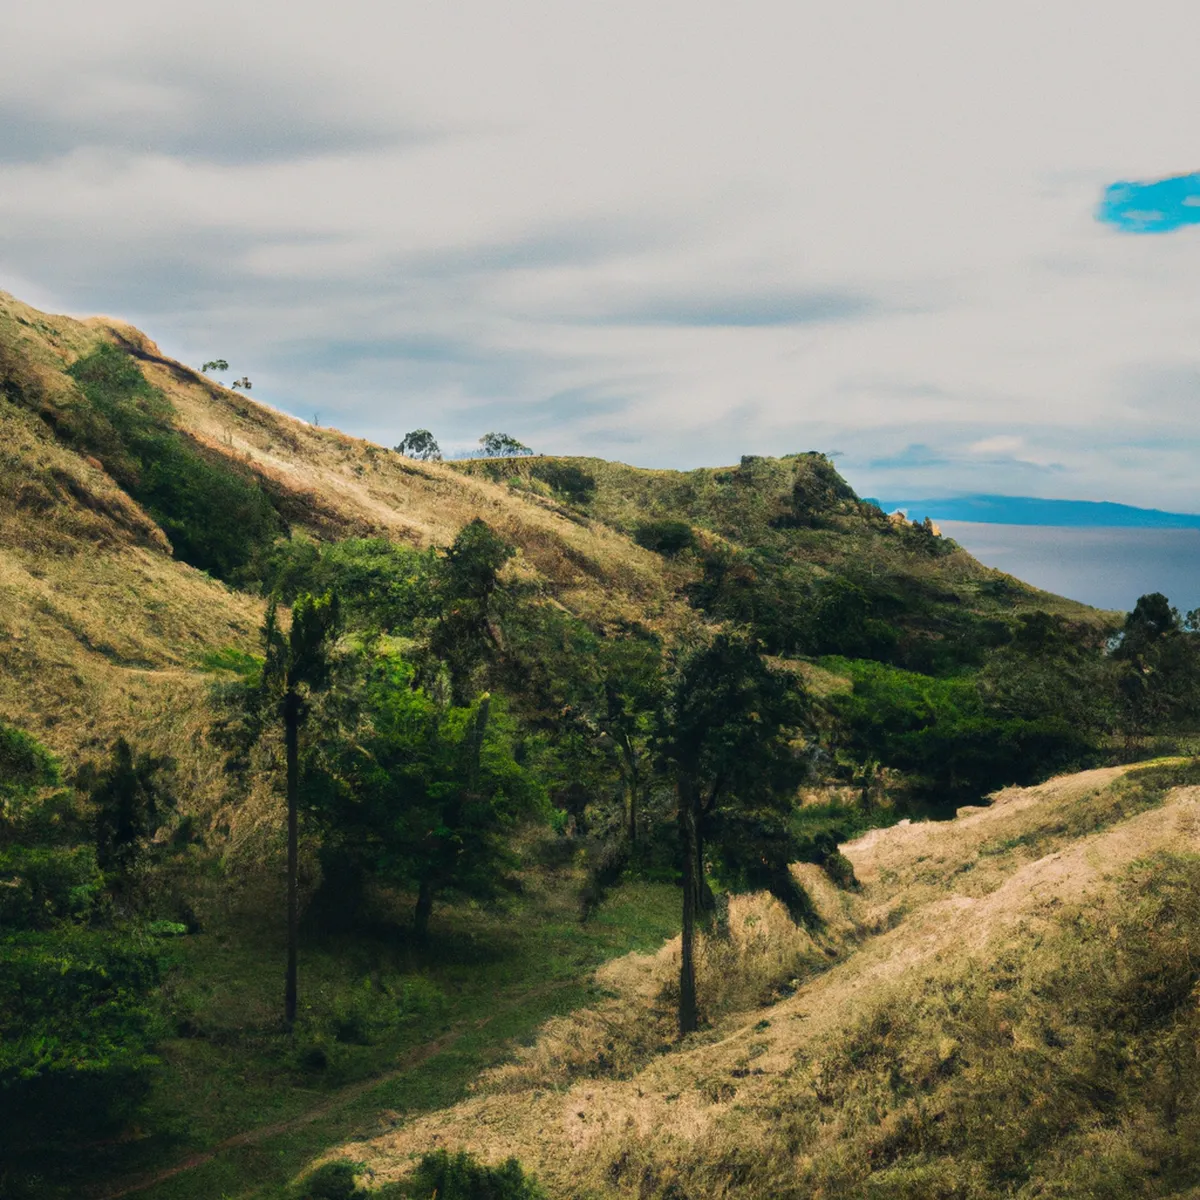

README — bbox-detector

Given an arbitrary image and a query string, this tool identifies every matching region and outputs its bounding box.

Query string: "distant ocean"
[938,523,1200,614]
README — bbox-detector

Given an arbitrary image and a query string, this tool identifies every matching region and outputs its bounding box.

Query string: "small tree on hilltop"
[658,633,812,1035]
[396,429,442,461]
[479,432,533,458]
[200,359,229,374]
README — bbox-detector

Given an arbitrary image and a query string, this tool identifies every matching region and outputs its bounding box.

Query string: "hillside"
[3,290,1180,1200]
[0,288,1112,780]
[340,758,1200,1199]
[0,291,683,782]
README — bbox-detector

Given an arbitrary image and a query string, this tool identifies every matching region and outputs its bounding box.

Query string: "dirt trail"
[96,978,578,1200]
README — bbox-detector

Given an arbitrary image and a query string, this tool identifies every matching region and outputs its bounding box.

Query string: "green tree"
[308,655,545,938]
[396,429,442,461]
[478,432,533,458]
[268,591,340,1025]
[200,358,229,374]
[596,635,665,848]
[1112,593,1200,750]
[429,519,515,704]
[218,591,341,1026]
[80,737,176,885]
[658,634,810,1033]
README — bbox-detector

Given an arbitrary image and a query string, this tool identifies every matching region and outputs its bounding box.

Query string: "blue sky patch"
[1097,172,1200,233]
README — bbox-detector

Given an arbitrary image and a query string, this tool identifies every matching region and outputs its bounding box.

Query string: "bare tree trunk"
[678,780,700,1035]
[414,877,434,939]
[624,743,640,848]
[696,819,715,916]
[284,696,300,1030]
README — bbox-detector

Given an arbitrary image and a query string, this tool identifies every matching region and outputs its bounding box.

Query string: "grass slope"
[453,454,1118,657]
[341,761,1200,1199]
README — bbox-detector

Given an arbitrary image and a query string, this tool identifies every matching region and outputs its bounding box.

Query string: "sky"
[2,0,1200,514]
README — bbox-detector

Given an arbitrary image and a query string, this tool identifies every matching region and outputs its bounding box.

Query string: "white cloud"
[1,0,1199,509]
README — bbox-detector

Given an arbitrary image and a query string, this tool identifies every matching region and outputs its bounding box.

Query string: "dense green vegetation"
[62,344,283,578]
[0,725,173,1175]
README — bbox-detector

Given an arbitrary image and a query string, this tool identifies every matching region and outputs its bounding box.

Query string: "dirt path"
[96,978,578,1200]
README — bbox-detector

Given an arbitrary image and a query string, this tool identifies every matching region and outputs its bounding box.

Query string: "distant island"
[867,493,1200,529]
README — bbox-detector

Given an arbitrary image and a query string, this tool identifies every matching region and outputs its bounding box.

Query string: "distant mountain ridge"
[869,493,1200,529]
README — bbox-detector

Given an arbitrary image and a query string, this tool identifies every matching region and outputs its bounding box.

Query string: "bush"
[0,721,60,802]
[392,1150,545,1200]
[529,461,595,506]
[296,1161,367,1200]
[0,844,103,930]
[0,930,162,1150]
[634,519,697,557]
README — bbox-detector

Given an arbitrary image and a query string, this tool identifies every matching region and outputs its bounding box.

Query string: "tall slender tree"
[266,591,340,1027]
[658,633,810,1034]
[217,591,341,1027]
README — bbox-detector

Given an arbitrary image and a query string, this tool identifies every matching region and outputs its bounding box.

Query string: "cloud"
[3,0,1200,513]
[867,444,950,470]
[589,289,878,328]
[0,60,439,167]
[1097,173,1200,234]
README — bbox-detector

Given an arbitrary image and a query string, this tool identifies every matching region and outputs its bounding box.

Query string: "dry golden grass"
[0,291,703,825]
[335,762,1200,1198]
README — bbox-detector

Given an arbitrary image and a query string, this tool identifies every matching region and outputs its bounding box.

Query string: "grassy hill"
[341,758,1200,1199]
[0,287,1116,790]
[0,291,685,782]
[2,290,1186,1200]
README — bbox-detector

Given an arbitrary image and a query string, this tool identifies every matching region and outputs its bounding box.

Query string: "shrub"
[0,930,162,1150]
[0,844,103,930]
[530,461,595,506]
[296,1161,367,1200]
[634,519,697,557]
[393,1150,546,1200]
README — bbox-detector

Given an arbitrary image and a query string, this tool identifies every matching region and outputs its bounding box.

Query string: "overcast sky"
[3,0,1199,510]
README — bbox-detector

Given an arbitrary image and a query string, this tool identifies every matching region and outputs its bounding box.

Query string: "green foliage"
[0,719,60,802]
[201,358,229,374]
[634,518,697,557]
[396,429,442,461]
[827,656,1095,800]
[254,536,439,633]
[64,343,282,579]
[393,1150,546,1200]
[1109,592,1200,747]
[0,843,103,930]
[430,519,515,704]
[529,460,596,506]
[296,1161,368,1200]
[198,644,263,676]
[661,633,814,1033]
[478,432,533,458]
[307,653,547,935]
[0,929,162,1152]
[80,736,176,880]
